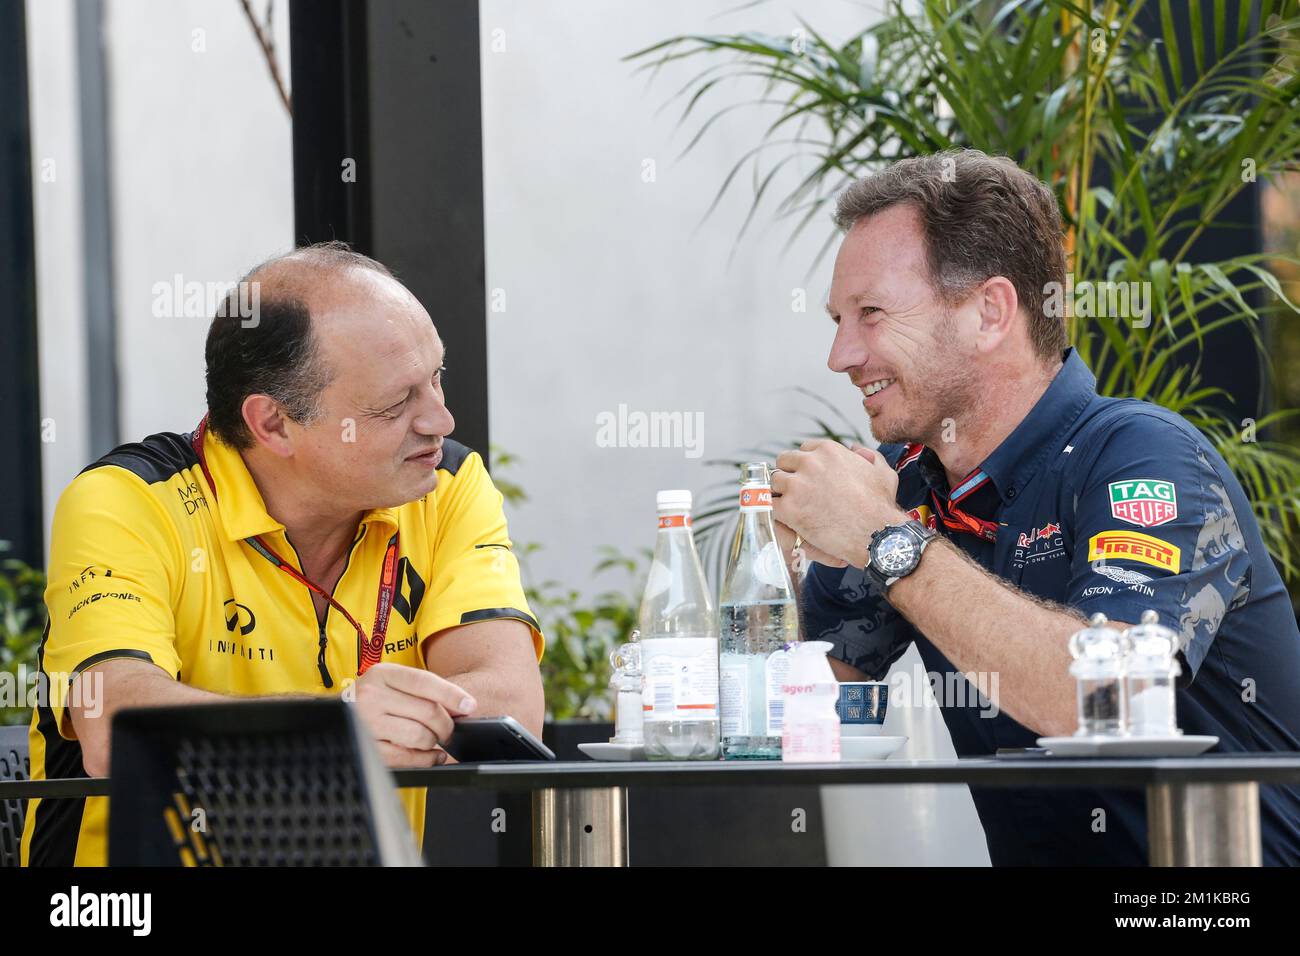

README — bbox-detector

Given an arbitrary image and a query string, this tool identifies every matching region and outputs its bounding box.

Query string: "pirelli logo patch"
[1108,478,1177,527]
[1088,530,1181,572]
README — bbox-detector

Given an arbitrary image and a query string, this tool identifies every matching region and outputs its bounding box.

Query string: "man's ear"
[973,275,1020,353]
[241,394,294,457]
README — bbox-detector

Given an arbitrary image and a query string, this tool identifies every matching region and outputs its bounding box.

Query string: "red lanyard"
[190,416,399,677]
[931,489,999,542]
[928,466,1000,542]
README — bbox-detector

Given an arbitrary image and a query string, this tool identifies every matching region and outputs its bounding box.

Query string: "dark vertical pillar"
[289,0,489,459]
[365,0,490,460]
[289,0,371,252]
[0,0,44,565]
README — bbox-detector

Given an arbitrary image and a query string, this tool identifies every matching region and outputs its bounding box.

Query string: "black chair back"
[108,699,421,866]
[0,724,31,868]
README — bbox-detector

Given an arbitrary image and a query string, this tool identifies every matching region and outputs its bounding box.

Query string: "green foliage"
[630,0,1300,585]
[491,448,647,721]
[523,544,647,721]
[0,552,47,727]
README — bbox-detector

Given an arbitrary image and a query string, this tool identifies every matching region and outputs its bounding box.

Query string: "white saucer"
[578,741,646,762]
[839,735,907,761]
[1036,734,1219,757]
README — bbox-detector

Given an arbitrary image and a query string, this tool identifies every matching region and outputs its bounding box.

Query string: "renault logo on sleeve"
[223,599,256,636]
[392,558,426,625]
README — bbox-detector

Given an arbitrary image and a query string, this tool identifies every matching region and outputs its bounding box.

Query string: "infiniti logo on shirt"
[223,599,256,635]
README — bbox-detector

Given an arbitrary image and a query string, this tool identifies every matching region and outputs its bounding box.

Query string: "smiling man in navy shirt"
[771,148,1300,866]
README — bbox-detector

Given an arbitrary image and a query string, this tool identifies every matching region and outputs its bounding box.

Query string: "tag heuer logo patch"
[1108,479,1177,527]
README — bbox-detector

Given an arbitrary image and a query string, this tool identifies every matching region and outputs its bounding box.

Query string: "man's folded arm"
[423,619,544,738]
[69,659,244,777]
[417,448,545,738]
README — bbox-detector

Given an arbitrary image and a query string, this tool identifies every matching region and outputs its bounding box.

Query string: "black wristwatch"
[865,519,937,591]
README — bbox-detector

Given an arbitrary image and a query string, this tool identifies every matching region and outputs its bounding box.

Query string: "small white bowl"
[839,735,907,761]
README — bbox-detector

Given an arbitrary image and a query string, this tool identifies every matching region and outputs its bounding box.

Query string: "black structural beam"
[289,0,371,252]
[0,0,44,565]
[289,0,490,459]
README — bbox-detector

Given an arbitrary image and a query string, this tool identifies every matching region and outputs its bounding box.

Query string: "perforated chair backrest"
[107,699,421,866]
[0,724,31,868]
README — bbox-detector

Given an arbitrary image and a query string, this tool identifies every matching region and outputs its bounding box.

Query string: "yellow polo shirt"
[23,424,541,866]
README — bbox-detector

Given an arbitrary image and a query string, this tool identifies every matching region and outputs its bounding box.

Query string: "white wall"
[104,0,294,442]
[27,0,91,532]
[480,0,874,586]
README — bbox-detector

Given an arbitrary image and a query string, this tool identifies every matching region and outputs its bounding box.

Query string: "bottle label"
[658,514,692,529]
[739,486,773,511]
[641,637,718,723]
[765,648,791,736]
[719,655,750,736]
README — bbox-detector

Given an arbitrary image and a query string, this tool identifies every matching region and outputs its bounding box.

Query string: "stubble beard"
[866,338,981,449]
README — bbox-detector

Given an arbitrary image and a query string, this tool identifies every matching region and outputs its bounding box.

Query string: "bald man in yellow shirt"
[24,242,544,866]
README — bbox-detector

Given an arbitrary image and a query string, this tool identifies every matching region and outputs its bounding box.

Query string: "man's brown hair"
[833,148,1068,360]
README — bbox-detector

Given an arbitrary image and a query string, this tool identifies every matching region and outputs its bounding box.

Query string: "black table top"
[390,753,1300,790]
[7,753,1300,801]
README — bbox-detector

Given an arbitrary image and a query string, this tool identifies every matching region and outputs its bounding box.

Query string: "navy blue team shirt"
[802,348,1300,865]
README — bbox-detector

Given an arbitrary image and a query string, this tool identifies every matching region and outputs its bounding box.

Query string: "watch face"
[874,531,917,574]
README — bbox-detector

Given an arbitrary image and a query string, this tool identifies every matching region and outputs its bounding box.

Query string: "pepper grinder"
[1067,612,1129,737]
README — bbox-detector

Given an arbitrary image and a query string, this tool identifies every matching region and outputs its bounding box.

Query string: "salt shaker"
[1067,613,1129,737]
[609,637,644,745]
[1122,610,1182,737]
